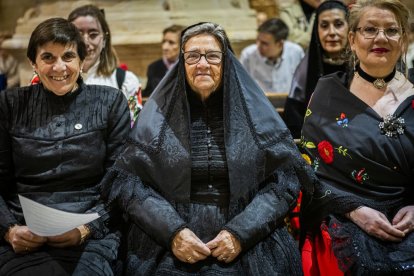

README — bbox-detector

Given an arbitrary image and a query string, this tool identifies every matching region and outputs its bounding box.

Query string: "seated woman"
[101,22,316,275]
[284,0,349,139]
[300,0,414,275]
[0,18,130,275]
[68,4,142,125]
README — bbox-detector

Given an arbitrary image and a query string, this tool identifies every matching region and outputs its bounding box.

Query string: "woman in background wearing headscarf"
[284,0,349,139]
[101,22,316,275]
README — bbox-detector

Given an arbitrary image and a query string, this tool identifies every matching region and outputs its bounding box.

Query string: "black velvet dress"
[101,42,316,275]
[0,80,130,275]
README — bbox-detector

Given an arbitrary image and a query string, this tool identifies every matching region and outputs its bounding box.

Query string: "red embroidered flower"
[318,140,334,164]
[351,168,369,184]
[412,100,414,109]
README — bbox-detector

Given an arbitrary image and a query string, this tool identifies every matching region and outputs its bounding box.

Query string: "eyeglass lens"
[359,26,400,39]
[184,51,222,64]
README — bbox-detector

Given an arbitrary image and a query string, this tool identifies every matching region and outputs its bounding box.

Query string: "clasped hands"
[172,228,241,264]
[4,225,85,254]
[346,205,414,242]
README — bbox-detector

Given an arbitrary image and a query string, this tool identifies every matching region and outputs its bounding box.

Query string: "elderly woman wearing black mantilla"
[101,22,315,275]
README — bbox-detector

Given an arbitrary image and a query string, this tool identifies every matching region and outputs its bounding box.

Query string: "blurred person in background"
[68,4,142,125]
[143,24,185,97]
[240,18,304,93]
[279,0,324,49]
[0,32,19,90]
[284,0,349,138]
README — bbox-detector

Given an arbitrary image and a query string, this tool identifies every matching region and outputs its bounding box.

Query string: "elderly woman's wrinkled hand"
[5,225,47,254]
[172,228,211,263]
[392,205,414,235]
[47,228,83,248]
[206,230,241,263]
[347,206,405,242]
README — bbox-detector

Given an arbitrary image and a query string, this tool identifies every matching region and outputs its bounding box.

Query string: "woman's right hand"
[346,206,405,242]
[5,225,47,254]
[171,228,211,263]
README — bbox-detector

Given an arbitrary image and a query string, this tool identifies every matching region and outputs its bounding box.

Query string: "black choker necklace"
[355,64,396,89]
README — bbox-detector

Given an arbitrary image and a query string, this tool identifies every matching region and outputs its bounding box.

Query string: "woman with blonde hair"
[301,0,414,274]
[69,4,142,125]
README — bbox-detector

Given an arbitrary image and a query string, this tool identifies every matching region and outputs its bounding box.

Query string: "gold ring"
[186,256,192,261]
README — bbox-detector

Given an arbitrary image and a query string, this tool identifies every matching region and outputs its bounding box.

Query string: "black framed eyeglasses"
[183,51,223,65]
[356,26,401,40]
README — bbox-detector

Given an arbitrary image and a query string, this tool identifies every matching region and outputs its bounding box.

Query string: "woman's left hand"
[46,228,81,248]
[392,205,414,235]
[206,230,241,263]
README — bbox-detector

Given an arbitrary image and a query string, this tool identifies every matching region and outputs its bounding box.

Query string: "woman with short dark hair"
[0,17,129,275]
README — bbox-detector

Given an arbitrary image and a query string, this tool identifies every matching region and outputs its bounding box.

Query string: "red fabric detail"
[317,140,334,164]
[137,87,142,105]
[119,63,128,71]
[30,75,40,85]
[302,229,344,276]
[290,191,302,231]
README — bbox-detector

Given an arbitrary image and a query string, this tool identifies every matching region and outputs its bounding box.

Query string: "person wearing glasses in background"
[101,22,316,275]
[68,5,142,126]
[300,0,414,275]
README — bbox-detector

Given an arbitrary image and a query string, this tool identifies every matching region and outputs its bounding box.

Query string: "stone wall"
[1,0,258,86]
[1,0,414,87]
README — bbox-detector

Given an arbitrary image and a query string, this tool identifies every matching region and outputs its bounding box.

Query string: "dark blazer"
[143,59,168,97]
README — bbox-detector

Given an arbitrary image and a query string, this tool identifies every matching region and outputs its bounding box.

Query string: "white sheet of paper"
[18,195,100,237]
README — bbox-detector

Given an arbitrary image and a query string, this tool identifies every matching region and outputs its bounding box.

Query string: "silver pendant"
[379,115,405,138]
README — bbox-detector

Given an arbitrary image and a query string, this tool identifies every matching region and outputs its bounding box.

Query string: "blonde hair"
[349,0,411,54]
[68,5,119,76]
